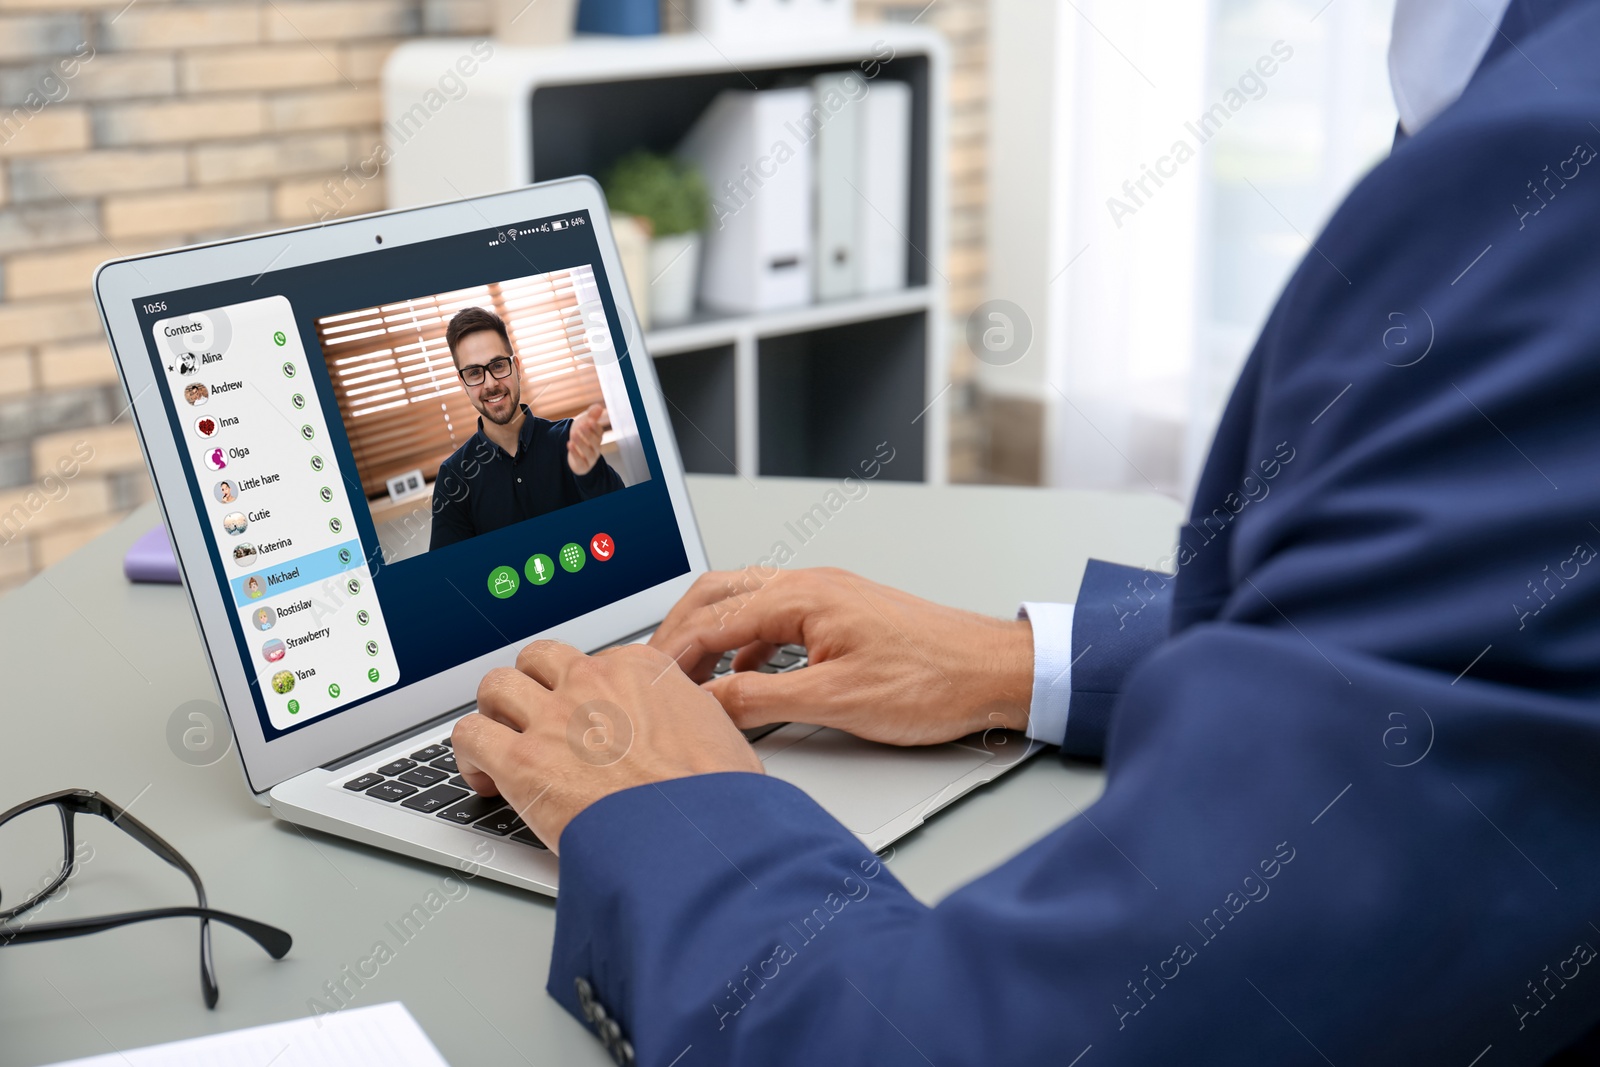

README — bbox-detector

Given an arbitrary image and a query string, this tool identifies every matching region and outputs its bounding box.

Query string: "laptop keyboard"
[337,644,809,846]
[336,735,556,846]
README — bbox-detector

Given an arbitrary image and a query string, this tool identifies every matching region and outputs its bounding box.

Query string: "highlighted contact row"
[231,539,365,607]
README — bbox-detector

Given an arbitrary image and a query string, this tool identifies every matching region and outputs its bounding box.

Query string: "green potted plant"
[602,151,707,326]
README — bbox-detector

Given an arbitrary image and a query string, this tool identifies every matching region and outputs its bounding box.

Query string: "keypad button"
[366,781,418,802]
[436,795,506,825]
[398,766,448,787]
[475,809,522,836]
[401,784,469,813]
[511,826,549,850]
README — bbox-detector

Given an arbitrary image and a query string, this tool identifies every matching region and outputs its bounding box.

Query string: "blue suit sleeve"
[1060,560,1173,760]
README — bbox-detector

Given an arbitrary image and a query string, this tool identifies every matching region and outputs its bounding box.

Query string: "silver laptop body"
[94,178,1039,897]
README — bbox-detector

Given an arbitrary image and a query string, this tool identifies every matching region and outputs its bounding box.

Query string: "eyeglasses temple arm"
[74,794,210,906]
[1,907,291,959]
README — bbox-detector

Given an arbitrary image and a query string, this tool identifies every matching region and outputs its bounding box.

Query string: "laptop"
[93,178,1039,897]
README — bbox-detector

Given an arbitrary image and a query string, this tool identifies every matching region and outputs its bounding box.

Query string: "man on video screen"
[428,307,623,551]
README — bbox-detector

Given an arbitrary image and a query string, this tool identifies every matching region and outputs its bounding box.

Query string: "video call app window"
[313,265,651,567]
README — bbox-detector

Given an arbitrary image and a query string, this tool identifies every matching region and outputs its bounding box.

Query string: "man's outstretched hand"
[648,567,1036,746]
[566,403,609,476]
[452,640,763,852]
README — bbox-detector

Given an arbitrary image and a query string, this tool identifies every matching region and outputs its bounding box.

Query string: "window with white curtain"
[987,0,1397,503]
[1191,0,1399,489]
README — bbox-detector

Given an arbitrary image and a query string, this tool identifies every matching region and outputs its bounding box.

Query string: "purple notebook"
[124,524,182,584]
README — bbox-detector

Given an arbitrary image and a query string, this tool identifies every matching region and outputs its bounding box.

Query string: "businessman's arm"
[454,626,1600,1066]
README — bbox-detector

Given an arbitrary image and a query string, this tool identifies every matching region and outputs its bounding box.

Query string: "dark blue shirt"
[428,405,623,551]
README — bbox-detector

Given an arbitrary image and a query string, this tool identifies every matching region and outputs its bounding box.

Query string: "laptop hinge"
[321,699,476,772]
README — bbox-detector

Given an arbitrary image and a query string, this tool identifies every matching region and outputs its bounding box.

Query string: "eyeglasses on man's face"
[458,355,516,387]
[0,789,292,1009]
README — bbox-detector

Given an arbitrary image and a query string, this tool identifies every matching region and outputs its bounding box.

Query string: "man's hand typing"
[452,640,763,851]
[649,567,1036,746]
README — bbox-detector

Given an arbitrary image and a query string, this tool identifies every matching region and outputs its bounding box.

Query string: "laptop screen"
[133,210,690,740]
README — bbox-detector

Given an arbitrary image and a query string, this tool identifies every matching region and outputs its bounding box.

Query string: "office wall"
[874,0,991,483]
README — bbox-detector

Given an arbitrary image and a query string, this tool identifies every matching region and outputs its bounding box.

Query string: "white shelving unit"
[384,27,949,482]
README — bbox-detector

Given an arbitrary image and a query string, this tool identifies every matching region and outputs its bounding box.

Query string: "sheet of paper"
[40,1001,451,1067]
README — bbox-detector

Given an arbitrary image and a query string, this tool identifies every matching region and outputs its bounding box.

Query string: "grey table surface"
[0,475,1180,1067]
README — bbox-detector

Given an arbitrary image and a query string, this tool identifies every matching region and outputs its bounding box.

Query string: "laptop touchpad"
[756,725,995,835]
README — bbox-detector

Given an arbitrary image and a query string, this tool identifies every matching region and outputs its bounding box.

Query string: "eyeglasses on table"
[0,788,292,1009]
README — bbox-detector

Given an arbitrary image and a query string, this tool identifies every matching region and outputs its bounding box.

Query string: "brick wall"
[0,0,990,591]
[0,0,495,591]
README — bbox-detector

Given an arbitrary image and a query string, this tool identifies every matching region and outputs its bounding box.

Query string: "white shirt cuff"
[1017,602,1076,748]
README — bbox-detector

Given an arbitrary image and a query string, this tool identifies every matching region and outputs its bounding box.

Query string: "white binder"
[678,87,815,313]
[856,79,911,295]
[812,71,862,302]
